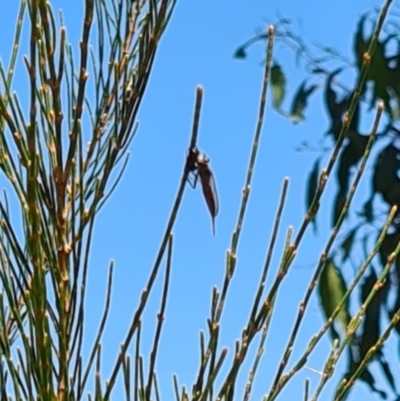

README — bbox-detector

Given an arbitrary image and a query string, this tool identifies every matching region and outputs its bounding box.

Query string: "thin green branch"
[145,234,173,400]
[104,85,204,400]
[211,25,276,401]
[267,101,385,401]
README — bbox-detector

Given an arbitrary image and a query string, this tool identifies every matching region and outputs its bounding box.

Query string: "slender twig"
[145,234,173,400]
[122,355,131,401]
[212,26,276,401]
[242,178,290,401]
[228,25,275,258]
[5,1,26,88]
[284,206,397,385]
[309,340,339,401]
[77,261,114,398]
[134,322,142,401]
[304,379,310,401]
[248,177,289,326]
[0,1,178,400]
[173,374,181,401]
[267,101,385,401]
[336,305,400,400]
[310,234,400,401]
[291,0,393,254]
[104,86,204,400]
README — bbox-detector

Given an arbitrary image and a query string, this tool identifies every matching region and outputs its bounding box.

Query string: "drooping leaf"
[360,198,374,223]
[359,266,399,395]
[337,144,356,194]
[379,231,399,302]
[389,291,400,336]
[345,92,361,134]
[367,35,396,111]
[340,228,357,263]
[326,77,360,140]
[325,69,343,118]
[373,145,398,194]
[396,253,400,287]
[357,367,387,399]
[388,274,400,336]
[353,13,369,72]
[370,79,391,113]
[289,81,317,123]
[332,191,346,228]
[270,64,286,111]
[359,269,381,359]
[390,51,400,100]
[372,144,400,205]
[318,259,350,342]
[324,69,345,141]
[233,46,247,59]
[350,132,369,160]
[233,33,268,60]
[305,158,320,234]
[357,27,396,113]
[338,342,387,401]
[378,355,398,395]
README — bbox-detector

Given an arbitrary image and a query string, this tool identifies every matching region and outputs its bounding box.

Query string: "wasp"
[185,147,219,235]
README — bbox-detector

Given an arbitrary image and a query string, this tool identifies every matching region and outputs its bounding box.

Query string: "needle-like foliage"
[0,1,398,401]
[0,1,176,399]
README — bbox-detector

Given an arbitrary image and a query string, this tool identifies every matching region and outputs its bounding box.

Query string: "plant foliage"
[235,1,400,399]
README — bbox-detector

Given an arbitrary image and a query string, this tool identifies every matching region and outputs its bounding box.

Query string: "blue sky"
[1,1,398,400]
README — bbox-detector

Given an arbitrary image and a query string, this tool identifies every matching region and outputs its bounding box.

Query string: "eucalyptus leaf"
[270,64,286,111]
[318,259,351,342]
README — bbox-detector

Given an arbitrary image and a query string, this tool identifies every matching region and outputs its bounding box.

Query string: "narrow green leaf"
[359,269,381,358]
[340,228,357,263]
[305,158,320,234]
[332,192,346,228]
[318,259,351,342]
[289,81,317,123]
[378,355,397,394]
[270,64,286,111]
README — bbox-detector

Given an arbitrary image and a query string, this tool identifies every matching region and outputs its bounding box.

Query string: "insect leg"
[186,170,199,189]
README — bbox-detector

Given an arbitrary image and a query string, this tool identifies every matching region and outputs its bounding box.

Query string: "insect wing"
[199,168,219,217]
[207,170,219,217]
[199,167,219,235]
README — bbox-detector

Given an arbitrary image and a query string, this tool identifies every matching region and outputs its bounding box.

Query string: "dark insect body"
[185,147,219,235]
